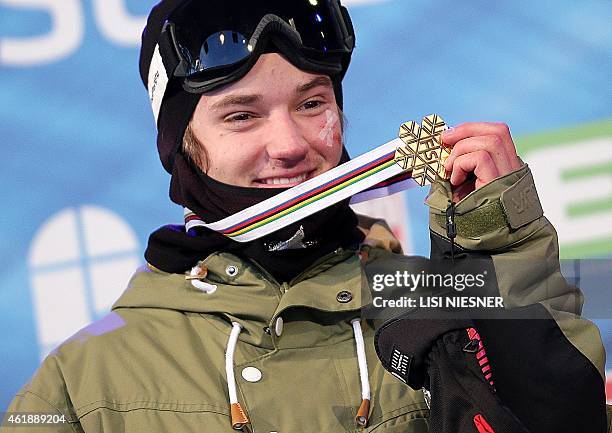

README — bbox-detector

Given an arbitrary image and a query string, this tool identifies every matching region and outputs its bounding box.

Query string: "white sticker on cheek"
[319,109,339,147]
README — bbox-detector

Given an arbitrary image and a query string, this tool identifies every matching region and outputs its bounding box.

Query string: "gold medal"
[394,114,451,186]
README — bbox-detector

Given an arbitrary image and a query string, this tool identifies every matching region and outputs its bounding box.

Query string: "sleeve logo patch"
[389,347,411,383]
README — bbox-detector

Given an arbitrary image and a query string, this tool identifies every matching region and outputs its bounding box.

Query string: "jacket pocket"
[77,401,233,433]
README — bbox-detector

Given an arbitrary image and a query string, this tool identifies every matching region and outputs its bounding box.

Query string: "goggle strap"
[249,14,304,49]
[161,22,192,76]
[339,6,356,50]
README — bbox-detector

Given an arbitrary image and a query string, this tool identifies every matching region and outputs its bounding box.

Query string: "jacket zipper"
[445,202,457,263]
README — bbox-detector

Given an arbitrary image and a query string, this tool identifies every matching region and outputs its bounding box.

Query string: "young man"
[4,1,608,432]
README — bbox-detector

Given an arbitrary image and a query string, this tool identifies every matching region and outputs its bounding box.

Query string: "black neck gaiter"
[145,152,364,282]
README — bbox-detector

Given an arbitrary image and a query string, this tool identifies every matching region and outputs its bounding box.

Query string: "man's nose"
[265,113,309,163]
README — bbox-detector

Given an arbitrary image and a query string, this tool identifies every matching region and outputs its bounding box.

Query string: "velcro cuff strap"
[433,202,507,238]
[500,171,544,230]
[432,170,544,237]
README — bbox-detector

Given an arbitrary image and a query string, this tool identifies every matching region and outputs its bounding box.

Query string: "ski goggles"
[158,0,355,93]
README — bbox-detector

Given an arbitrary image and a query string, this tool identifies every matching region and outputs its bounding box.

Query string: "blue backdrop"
[1,0,611,409]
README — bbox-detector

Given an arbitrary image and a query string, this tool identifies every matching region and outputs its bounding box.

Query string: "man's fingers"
[442,122,517,160]
[444,135,514,175]
[437,121,523,194]
[450,151,499,188]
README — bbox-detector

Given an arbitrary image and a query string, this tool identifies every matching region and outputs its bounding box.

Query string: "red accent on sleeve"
[474,414,496,433]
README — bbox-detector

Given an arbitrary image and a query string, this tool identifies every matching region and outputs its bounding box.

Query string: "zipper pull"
[445,203,457,263]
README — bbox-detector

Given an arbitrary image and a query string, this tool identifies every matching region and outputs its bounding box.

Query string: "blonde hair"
[182,122,210,171]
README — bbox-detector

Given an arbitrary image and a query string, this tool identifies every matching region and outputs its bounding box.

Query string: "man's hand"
[442,122,523,202]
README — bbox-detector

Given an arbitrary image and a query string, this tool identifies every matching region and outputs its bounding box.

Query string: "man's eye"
[301,100,323,110]
[226,113,252,122]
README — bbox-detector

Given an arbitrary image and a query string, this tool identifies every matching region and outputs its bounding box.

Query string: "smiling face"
[185,53,344,188]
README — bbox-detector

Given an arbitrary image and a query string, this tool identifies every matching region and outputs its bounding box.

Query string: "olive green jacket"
[3,164,608,432]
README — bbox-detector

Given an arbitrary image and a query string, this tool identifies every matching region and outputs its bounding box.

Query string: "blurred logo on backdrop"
[28,206,139,359]
[0,0,144,66]
[518,119,612,258]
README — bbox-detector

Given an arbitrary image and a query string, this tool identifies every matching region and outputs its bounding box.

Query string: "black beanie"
[139,0,349,174]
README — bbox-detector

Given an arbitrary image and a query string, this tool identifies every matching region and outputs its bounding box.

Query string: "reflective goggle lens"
[182,30,252,74]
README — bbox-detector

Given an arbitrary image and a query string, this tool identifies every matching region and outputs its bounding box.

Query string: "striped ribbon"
[184,137,414,242]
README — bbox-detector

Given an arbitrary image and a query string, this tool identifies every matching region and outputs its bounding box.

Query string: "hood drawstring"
[187,265,217,294]
[218,312,369,430]
[226,322,250,431]
[188,267,245,429]
[351,318,371,428]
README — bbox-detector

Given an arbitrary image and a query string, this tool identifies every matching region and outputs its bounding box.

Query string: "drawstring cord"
[187,265,217,294]
[225,319,372,430]
[226,322,250,431]
[351,319,371,428]
[187,266,245,429]
[196,279,369,431]
[187,264,371,430]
